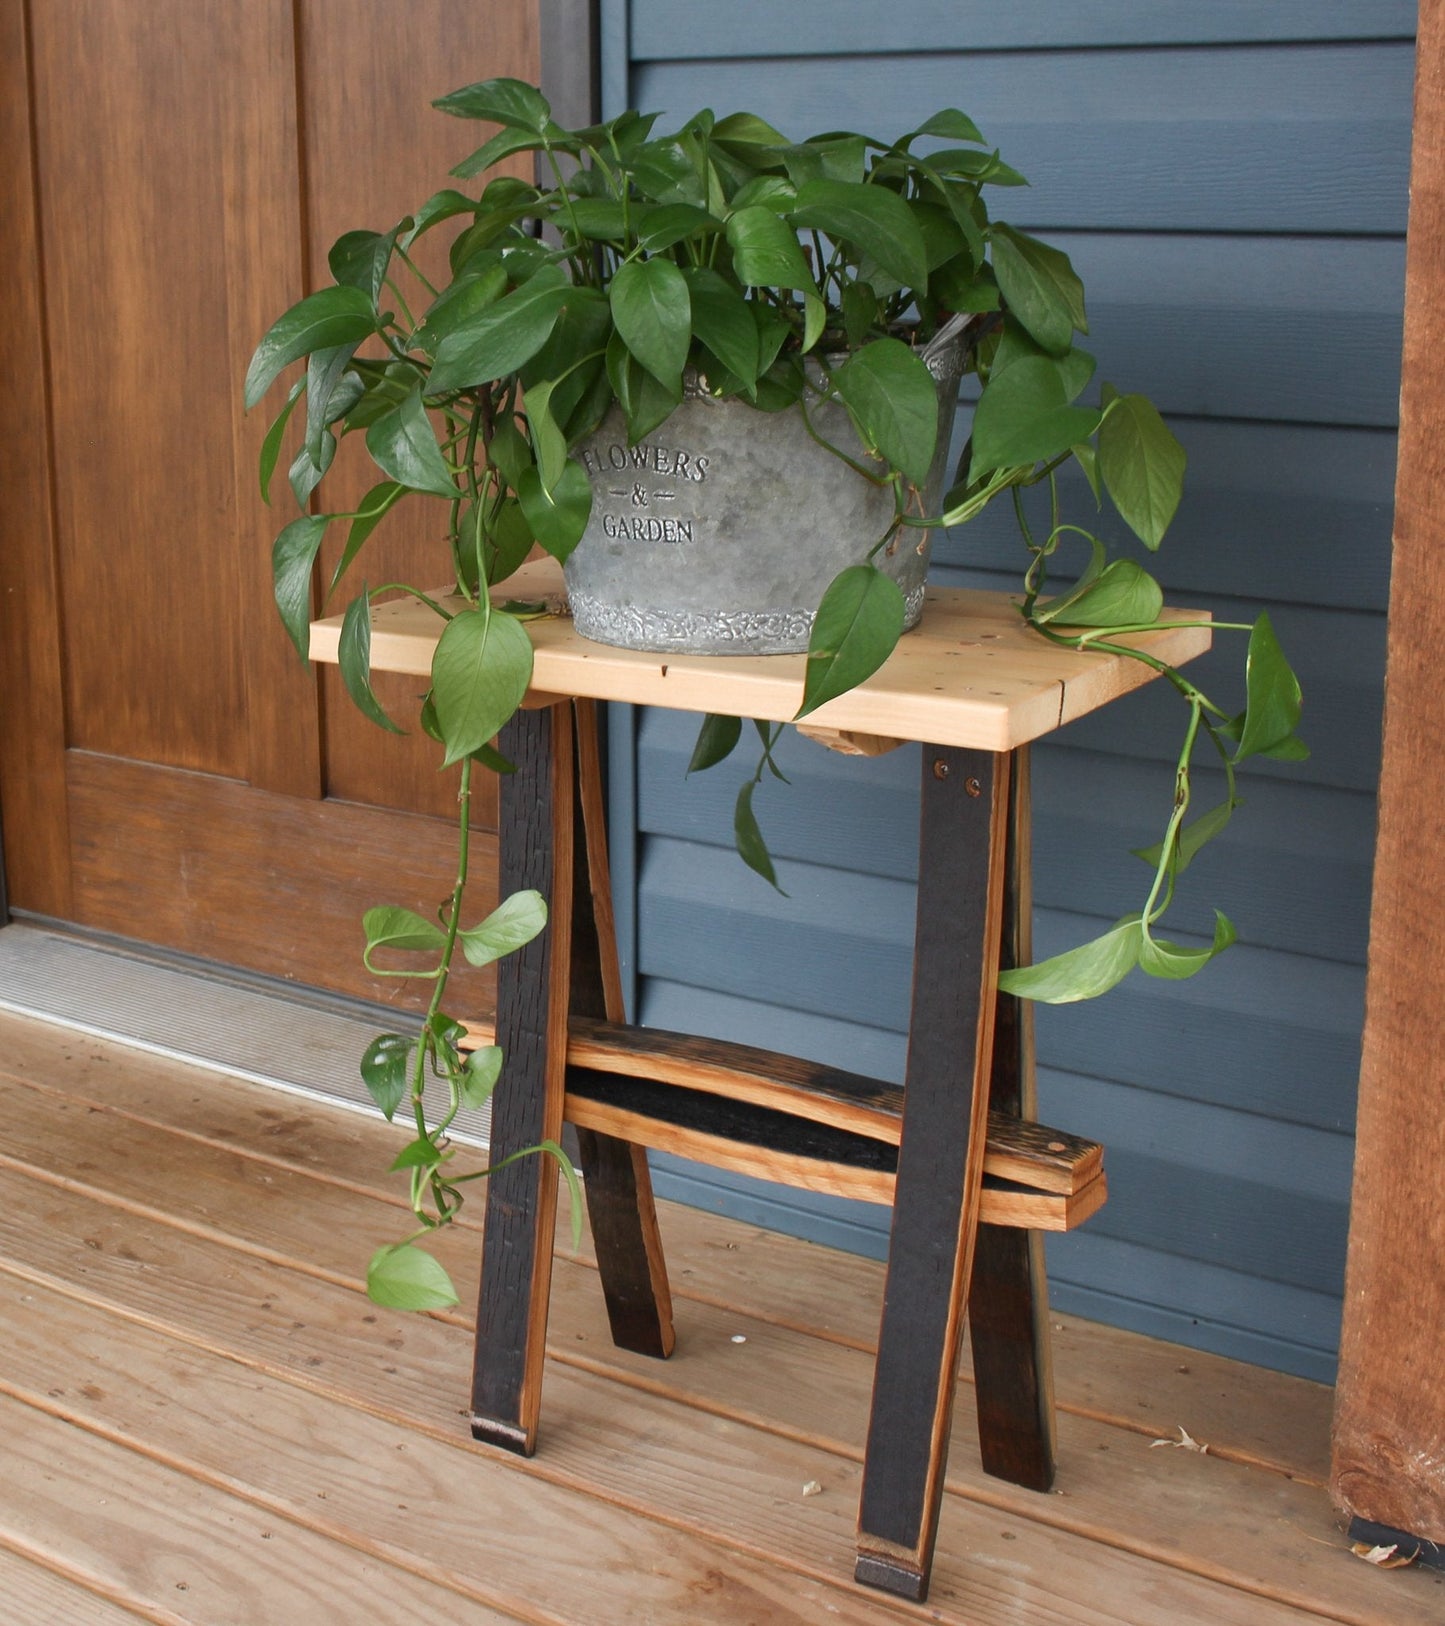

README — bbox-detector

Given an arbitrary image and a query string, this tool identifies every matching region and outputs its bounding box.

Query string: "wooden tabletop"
[310,557,1212,752]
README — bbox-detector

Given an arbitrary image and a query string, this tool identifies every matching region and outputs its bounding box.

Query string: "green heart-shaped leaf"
[991,319,1096,403]
[389,1136,445,1172]
[432,77,553,134]
[996,918,1142,1004]
[1040,559,1164,629]
[609,257,692,391]
[711,111,789,146]
[517,458,593,562]
[969,356,1101,477]
[431,607,534,766]
[1134,798,1238,877]
[687,713,743,773]
[789,179,929,291]
[359,1032,414,1122]
[1098,390,1186,549]
[797,565,906,719]
[330,481,406,594]
[725,204,816,292]
[460,1045,504,1110]
[1138,911,1237,981]
[682,268,760,387]
[338,590,404,734]
[459,888,549,968]
[246,285,377,409]
[734,779,780,890]
[400,189,477,247]
[564,197,630,240]
[365,386,457,498]
[427,266,570,393]
[638,203,721,253]
[272,515,329,658]
[450,124,553,181]
[259,379,305,503]
[304,345,364,468]
[1234,612,1304,763]
[414,260,508,353]
[606,331,683,442]
[908,108,985,146]
[828,339,940,486]
[366,1243,459,1311]
[362,906,447,955]
[988,224,1086,356]
[328,228,396,306]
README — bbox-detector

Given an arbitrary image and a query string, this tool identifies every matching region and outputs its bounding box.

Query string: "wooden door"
[0,0,537,1011]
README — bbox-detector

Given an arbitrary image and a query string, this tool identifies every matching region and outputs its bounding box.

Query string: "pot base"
[568,581,927,655]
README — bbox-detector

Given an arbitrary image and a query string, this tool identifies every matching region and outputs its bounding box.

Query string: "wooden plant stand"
[312,559,1210,1601]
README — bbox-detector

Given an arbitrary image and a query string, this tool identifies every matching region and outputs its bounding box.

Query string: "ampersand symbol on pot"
[631,483,648,506]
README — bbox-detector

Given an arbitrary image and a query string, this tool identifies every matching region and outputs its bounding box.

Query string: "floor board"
[0,1545,160,1626]
[0,1009,1438,1625]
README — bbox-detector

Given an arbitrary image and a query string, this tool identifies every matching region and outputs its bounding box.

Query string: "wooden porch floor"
[0,1006,1437,1625]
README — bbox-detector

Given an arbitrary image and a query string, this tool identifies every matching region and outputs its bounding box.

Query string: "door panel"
[35,1,251,777]
[0,0,72,920]
[0,0,537,1012]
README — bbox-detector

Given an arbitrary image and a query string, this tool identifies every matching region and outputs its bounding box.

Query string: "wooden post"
[968,748,1057,1493]
[471,703,575,1455]
[569,702,675,1359]
[855,745,1009,1600]
[1331,0,1445,1547]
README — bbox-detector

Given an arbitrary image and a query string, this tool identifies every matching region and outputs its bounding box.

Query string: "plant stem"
[405,755,475,1224]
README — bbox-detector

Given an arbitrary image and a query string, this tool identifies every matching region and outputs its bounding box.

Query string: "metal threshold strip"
[0,921,493,1146]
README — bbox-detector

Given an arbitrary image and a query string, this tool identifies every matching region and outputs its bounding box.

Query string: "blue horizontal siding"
[637,710,1377,963]
[632,44,1413,234]
[1045,237,1403,427]
[637,837,1365,1130]
[628,2,1416,57]
[942,421,1399,615]
[602,5,1409,1380]
[1020,598,1386,796]
[1046,1236,1344,1383]
[636,978,1347,1379]
[640,977,907,1081]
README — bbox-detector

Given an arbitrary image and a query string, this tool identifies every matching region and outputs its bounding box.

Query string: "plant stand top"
[309,557,1213,752]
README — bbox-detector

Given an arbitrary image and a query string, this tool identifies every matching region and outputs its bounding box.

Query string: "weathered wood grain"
[0,0,71,920]
[65,752,498,1016]
[0,1013,1331,1482]
[0,1257,1337,1626]
[563,1064,1099,1193]
[1331,0,1445,1546]
[472,704,574,1452]
[570,699,676,1359]
[969,747,1058,1493]
[0,1072,1435,1621]
[316,558,1212,753]
[0,1391,519,1625]
[856,747,1008,1598]
[0,1545,154,1626]
[0,1014,1437,1621]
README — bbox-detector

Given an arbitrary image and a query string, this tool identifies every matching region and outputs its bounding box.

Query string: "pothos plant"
[246,77,1304,1308]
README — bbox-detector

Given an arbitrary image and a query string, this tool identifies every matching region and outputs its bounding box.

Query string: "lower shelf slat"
[564,1071,1106,1231]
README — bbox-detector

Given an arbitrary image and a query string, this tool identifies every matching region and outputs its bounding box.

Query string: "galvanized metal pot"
[564,323,972,654]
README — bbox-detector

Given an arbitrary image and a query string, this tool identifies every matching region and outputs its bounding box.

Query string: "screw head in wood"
[965,776,982,797]
[933,758,950,779]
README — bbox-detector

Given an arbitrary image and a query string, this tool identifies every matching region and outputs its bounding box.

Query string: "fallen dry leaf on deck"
[1350,1542,1417,1568]
[1149,1426,1209,1454]
[801,1480,823,1498]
